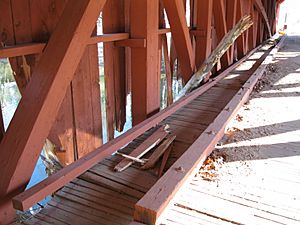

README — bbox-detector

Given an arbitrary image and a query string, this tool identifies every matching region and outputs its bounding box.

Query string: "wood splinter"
[115,152,148,164]
[114,125,170,172]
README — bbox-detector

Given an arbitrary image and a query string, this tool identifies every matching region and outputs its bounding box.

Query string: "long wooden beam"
[213,0,230,68]
[103,0,127,140]
[194,0,213,69]
[254,0,272,37]
[226,0,238,63]
[12,43,259,212]
[163,0,195,82]
[133,36,285,225]
[0,0,106,223]
[130,0,160,125]
[236,0,246,59]
[0,33,129,58]
[0,43,46,58]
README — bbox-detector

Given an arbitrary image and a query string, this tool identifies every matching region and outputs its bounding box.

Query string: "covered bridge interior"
[0,0,293,224]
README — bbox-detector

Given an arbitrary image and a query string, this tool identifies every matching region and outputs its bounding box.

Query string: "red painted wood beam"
[89,33,129,44]
[236,0,246,59]
[158,28,171,35]
[0,43,45,58]
[115,39,146,48]
[130,0,160,125]
[71,44,103,160]
[163,0,195,82]
[0,33,130,59]
[226,0,238,63]
[0,0,106,223]
[213,0,230,68]
[194,0,212,69]
[103,0,127,140]
[254,0,272,37]
[248,0,255,50]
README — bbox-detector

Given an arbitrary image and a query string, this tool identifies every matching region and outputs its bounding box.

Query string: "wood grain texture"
[0,0,106,222]
[103,0,126,139]
[194,0,213,69]
[130,0,160,125]
[163,0,195,82]
[141,134,176,170]
[72,44,103,159]
[114,126,169,172]
[213,0,230,68]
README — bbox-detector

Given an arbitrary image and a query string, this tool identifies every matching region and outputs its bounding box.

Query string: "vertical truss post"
[194,0,213,69]
[163,0,195,82]
[130,0,160,125]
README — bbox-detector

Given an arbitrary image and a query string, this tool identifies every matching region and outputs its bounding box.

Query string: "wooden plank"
[236,0,246,59]
[48,87,75,166]
[254,0,272,37]
[115,39,146,48]
[62,184,134,215]
[240,0,251,53]
[162,34,173,106]
[89,165,153,192]
[80,171,144,199]
[252,8,259,48]
[51,196,123,225]
[73,177,139,203]
[194,0,212,69]
[89,33,129,44]
[114,126,169,172]
[0,34,129,59]
[130,222,147,225]
[0,43,45,58]
[158,28,171,35]
[141,134,176,170]
[12,47,258,211]
[248,0,255,50]
[72,44,103,159]
[163,0,195,82]
[213,0,230,68]
[133,36,285,225]
[0,0,14,47]
[130,0,160,125]
[102,0,126,139]
[226,0,238,63]
[9,0,34,93]
[29,0,75,166]
[158,143,173,177]
[31,214,65,225]
[44,204,100,225]
[0,0,107,222]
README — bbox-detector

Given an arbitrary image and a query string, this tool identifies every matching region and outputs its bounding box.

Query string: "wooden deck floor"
[23,41,277,225]
[159,36,300,225]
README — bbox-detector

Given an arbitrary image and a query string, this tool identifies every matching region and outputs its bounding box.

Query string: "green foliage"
[0,59,15,84]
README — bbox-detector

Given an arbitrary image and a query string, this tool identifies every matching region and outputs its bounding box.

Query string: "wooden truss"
[0,0,281,223]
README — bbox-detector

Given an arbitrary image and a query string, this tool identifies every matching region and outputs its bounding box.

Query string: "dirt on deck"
[198,35,300,209]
